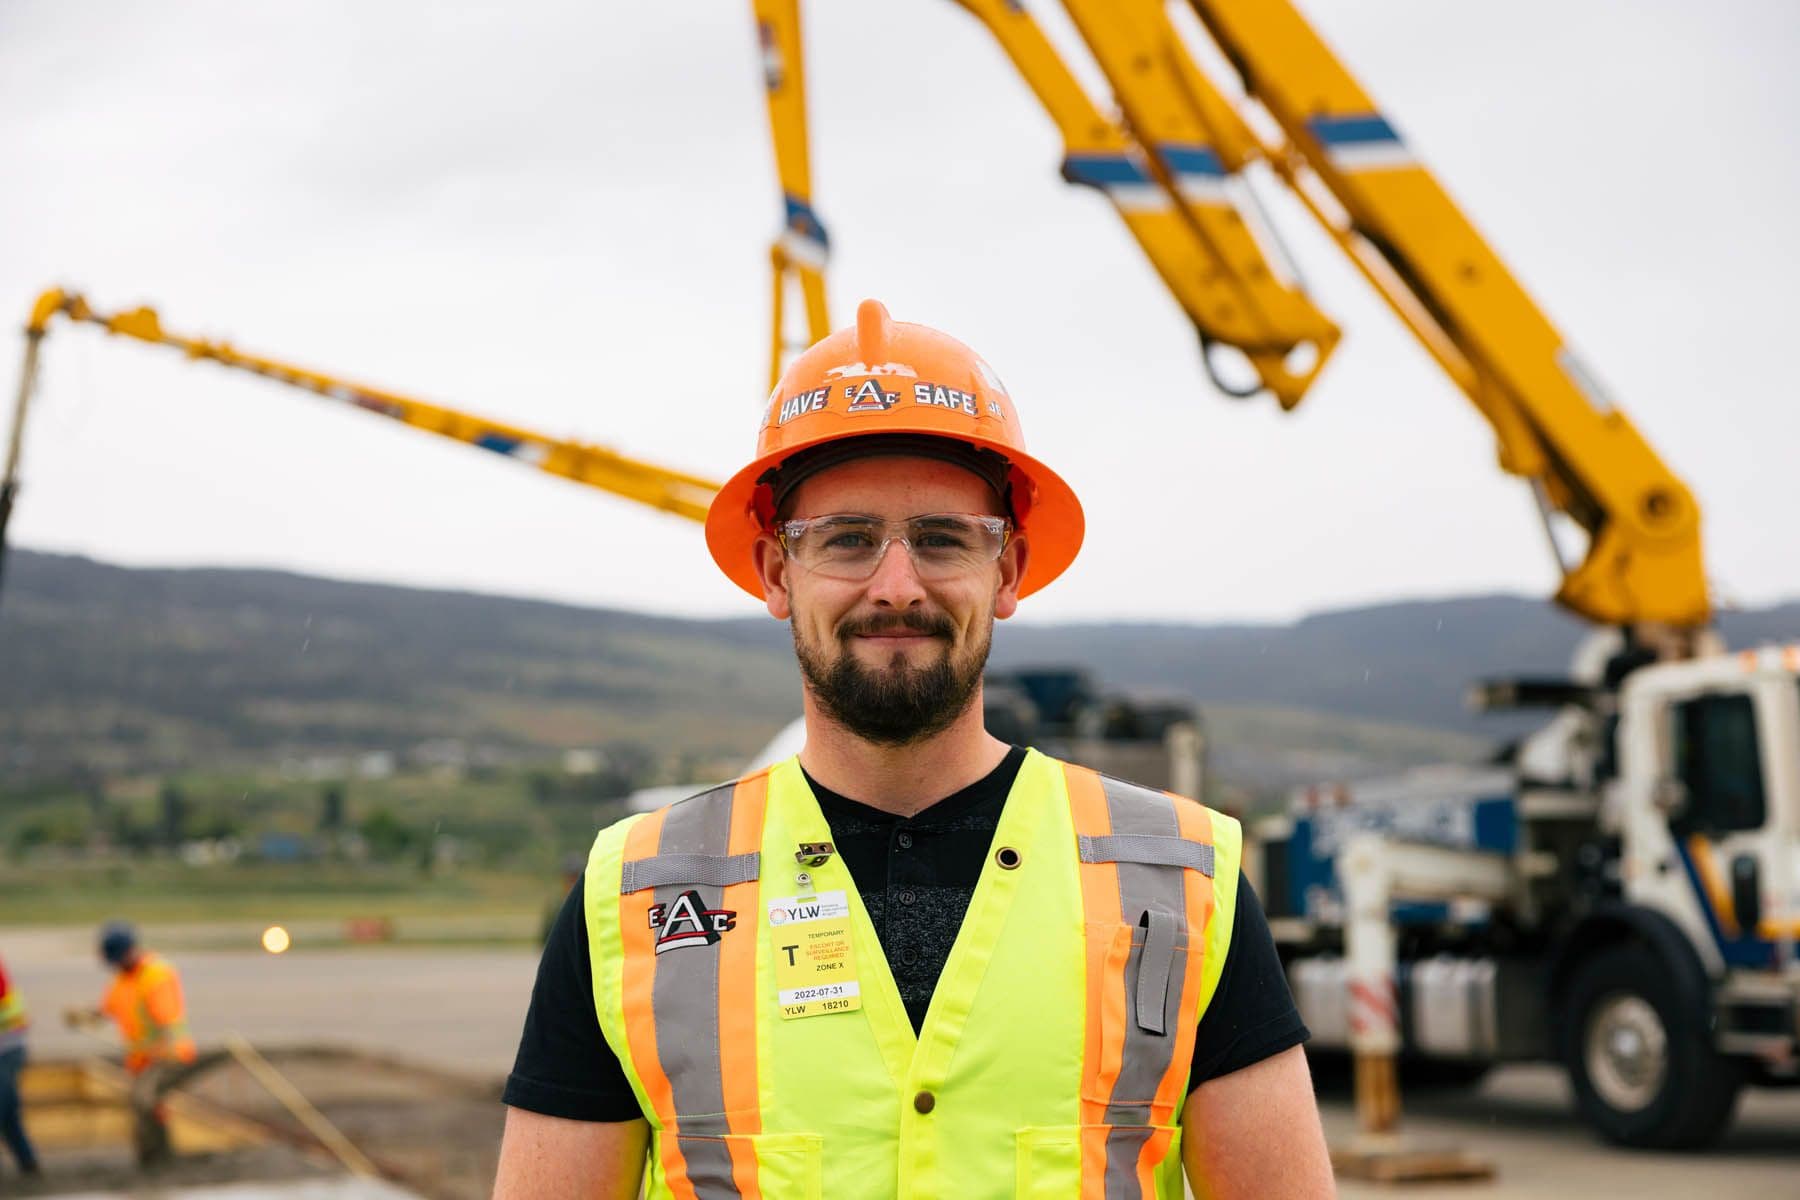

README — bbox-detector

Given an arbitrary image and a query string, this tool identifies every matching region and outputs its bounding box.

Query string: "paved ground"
[1322,1069,1798,1198]
[53,1183,418,1200]
[6,924,540,1075]
[6,926,1796,1196]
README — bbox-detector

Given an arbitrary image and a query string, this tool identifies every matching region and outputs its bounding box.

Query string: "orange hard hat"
[706,299,1084,600]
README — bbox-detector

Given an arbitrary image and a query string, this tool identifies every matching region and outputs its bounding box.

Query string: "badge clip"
[795,841,835,868]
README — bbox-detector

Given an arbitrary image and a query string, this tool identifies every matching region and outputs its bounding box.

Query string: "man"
[0,952,41,1176]
[495,301,1333,1198]
[66,922,196,1166]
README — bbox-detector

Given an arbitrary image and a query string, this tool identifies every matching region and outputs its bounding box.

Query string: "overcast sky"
[3,1,1796,625]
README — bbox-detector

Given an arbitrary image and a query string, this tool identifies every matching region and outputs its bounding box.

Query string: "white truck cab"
[1259,640,1800,1147]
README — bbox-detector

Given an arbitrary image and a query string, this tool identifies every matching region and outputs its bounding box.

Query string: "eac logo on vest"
[647,889,738,954]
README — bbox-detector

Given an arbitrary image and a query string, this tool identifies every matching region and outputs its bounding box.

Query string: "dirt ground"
[8,1144,336,1199]
[185,1047,505,1200]
[20,1052,1798,1200]
[14,1047,501,1200]
[6,931,1795,1197]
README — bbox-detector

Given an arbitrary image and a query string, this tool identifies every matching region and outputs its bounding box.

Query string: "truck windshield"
[1671,692,1766,834]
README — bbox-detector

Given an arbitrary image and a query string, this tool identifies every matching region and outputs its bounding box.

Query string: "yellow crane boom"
[755,0,1341,407]
[756,0,1710,634]
[0,288,719,597]
[753,0,832,391]
[1177,0,1705,631]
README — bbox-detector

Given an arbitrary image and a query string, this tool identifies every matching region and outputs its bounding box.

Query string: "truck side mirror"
[1731,855,1762,934]
[1652,776,1689,820]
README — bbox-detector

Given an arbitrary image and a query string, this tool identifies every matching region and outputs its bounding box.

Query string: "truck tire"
[1560,942,1743,1148]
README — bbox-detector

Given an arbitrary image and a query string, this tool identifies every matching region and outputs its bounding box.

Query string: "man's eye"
[916,533,969,550]
[822,530,877,550]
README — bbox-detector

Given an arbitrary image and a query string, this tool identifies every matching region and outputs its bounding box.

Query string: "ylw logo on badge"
[843,378,899,412]
[648,889,737,953]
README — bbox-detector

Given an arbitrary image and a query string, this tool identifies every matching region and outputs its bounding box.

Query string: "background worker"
[64,921,197,1166]
[0,952,41,1177]
[494,300,1334,1199]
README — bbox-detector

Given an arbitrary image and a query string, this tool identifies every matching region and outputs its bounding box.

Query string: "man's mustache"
[837,612,955,640]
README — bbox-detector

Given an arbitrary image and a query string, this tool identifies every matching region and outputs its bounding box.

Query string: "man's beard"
[793,608,992,747]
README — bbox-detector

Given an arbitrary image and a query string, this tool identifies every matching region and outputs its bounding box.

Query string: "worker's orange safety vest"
[0,962,26,1054]
[584,750,1243,1198]
[102,953,197,1073]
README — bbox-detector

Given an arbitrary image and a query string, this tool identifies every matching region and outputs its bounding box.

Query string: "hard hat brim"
[705,428,1084,601]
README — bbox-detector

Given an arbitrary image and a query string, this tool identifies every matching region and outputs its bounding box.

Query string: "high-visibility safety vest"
[101,953,197,1074]
[0,960,27,1055]
[585,750,1242,1199]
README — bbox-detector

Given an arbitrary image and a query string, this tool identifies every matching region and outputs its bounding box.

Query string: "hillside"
[4,548,1796,789]
[0,549,798,779]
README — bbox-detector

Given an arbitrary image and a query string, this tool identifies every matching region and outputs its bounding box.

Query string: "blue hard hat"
[98,920,137,965]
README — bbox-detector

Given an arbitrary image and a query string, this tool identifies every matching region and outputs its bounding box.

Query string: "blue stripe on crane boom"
[1061,152,1154,187]
[1158,144,1227,177]
[1306,113,1402,147]
[782,194,829,247]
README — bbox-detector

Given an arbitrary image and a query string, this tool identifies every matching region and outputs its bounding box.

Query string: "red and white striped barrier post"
[1342,834,1403,1134]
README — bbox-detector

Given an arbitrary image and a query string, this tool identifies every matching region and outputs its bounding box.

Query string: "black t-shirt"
[504,748,1307,1122]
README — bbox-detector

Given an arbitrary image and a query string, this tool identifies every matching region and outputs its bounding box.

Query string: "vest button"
[913,1090,936,1114]
[896,831,914,850]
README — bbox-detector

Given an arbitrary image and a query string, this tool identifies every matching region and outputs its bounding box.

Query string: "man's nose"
[865,538,927,607]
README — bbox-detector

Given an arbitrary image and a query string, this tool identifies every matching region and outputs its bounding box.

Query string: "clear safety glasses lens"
[778,513,1011,581]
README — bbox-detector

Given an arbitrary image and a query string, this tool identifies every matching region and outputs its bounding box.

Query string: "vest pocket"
[1015,1126,1080,1198]
[1084,916,1191,1096]
[1015,1124,1182,1197]
[725,1131,823,1200]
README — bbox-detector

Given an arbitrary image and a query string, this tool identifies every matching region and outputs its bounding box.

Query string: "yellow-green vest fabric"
[585,750,1242,1199]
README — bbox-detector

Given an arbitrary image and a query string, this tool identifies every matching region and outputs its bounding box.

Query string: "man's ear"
[994,533,1028,621]
[752,534,792,620]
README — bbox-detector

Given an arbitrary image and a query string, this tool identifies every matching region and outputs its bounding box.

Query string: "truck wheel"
[1560,943,1742,1148]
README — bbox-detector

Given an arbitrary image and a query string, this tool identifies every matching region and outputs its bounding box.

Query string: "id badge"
[767,889,862,1018]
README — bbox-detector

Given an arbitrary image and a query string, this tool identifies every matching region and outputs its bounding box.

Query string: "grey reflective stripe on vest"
[1094,776,1196,1198]
[1078,834,1214,877]
[620,852,761,895]
[647,783,744,1199]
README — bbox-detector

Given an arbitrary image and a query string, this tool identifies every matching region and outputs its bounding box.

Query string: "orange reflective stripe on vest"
[1067,766,1215,1198]
[617,774,770,1198]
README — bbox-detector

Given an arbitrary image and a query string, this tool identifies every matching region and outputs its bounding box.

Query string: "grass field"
[0,859,562,927]
[0,694,1495,938]
[0,760,625,932]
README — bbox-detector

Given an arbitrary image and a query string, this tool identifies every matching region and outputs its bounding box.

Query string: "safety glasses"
[776,512,1012,581]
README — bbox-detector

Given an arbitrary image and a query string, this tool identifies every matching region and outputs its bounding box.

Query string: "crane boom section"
[1053,0,1339,406]
[754,0,831,388]
[951,0,1339,407]
[16,289,719,523]
[1180,0,1706,627]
